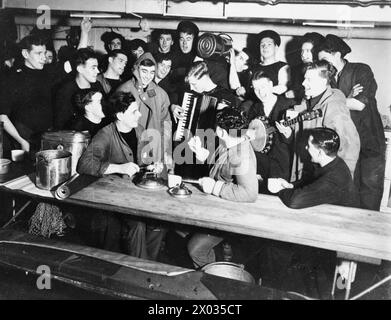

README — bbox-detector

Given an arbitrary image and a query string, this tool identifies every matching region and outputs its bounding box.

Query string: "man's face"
[252,77,273,101]
[109,38,122,51]
[301,42,314,63]
[132,46,145,59]
[179,32,194,54]
[119,101,142,129]
[188,75,204,93]
[23,44,46,70]
[87,92,105,119]
[260,37,277,60]
[139,65,155,88]
[109,53,128,76]
[159,34,173,53]
[78,58,99,83]
[302,69,327,98]
[306,136,321,163]
[45,50,54,64]
[318,50,337,67]
[235,51,249,72]
[156,60,172,80]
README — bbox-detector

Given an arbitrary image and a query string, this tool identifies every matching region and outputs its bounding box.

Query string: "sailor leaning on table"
[77,91,165,260]
[186,106,258,268]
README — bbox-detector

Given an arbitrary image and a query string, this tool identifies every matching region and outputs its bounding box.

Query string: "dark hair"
[216,107,249,137]
[139,58,155,67]
[75,48,98,67]
[107,49,127,59]
[128,38,147,52]
[101,31,125,53]
[155,52,173,64]
[157,29,174,38]
[303,60,336,84]
[19,35,46,52]
[251,70,273,83]
[308,127,340,157]
[186,61,209,82]
[73,89,100,114]
[177,20,199,37]
[107,91,136,116]
[301,32,325,62]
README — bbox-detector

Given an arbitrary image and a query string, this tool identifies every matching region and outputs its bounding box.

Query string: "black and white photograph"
[0,0,390,303]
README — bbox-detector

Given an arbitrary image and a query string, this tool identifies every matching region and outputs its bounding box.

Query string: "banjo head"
[248,117,272,152]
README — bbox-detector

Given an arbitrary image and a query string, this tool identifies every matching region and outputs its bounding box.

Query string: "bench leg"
[2,200,32,228]
[331,260,357,300]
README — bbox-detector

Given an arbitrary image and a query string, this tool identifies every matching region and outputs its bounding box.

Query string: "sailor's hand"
[19,138,30,153]
[285,90,295,99]
[235,86,246,97]
[80,17,92,33]
[171,104,185,122]
[188,136,210,161]
[268,178,293,193]
[348,84,363,98]
[146,162,164,174]
[119,162,140,177]
[245,128,256,141]
[199,177,216,194]
[275,121,292,139]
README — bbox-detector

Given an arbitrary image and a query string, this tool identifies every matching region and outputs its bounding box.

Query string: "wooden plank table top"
[2,173,391,262]
[64,175,391,262]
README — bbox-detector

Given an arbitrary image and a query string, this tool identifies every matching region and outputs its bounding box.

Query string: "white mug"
[11,149,25,162]
[168,174,182,188]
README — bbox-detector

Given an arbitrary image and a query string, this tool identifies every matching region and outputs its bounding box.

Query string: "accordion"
[174,92,218,141]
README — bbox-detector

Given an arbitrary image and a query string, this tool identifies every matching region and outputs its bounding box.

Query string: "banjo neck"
[274,109,323,130]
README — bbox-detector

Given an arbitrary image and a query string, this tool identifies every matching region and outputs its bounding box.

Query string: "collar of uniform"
[308,90,325,109]
[317,156,339,175]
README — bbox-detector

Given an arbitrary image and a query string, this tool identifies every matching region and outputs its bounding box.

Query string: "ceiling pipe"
[14,15,391,40]
[214,0,391,7]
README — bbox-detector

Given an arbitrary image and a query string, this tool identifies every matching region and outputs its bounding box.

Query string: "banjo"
[248,109,323,153]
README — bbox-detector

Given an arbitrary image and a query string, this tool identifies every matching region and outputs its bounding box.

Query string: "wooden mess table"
[1,170,391,299]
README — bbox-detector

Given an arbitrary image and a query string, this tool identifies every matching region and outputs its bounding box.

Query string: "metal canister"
[41,131,90,175]
[35,150,72,190]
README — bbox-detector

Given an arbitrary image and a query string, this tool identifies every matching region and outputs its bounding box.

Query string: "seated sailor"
[186,107,258,268]
[269,127,359,209]
[77,91,165,260]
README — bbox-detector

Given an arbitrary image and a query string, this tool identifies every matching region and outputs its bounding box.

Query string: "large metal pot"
[41,131,90,175]
[202,262,255,284]
[35,150,72,190]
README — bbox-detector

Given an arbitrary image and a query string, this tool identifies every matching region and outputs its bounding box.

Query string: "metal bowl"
[0,158,11,175]
[168,183,192,198]
[136,172,166,190]
[202,262,255,284]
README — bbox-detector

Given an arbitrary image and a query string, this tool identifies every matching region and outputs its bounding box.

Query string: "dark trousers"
[91,212,122,253]
[123,219,166,261]
[354,151,385,211]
